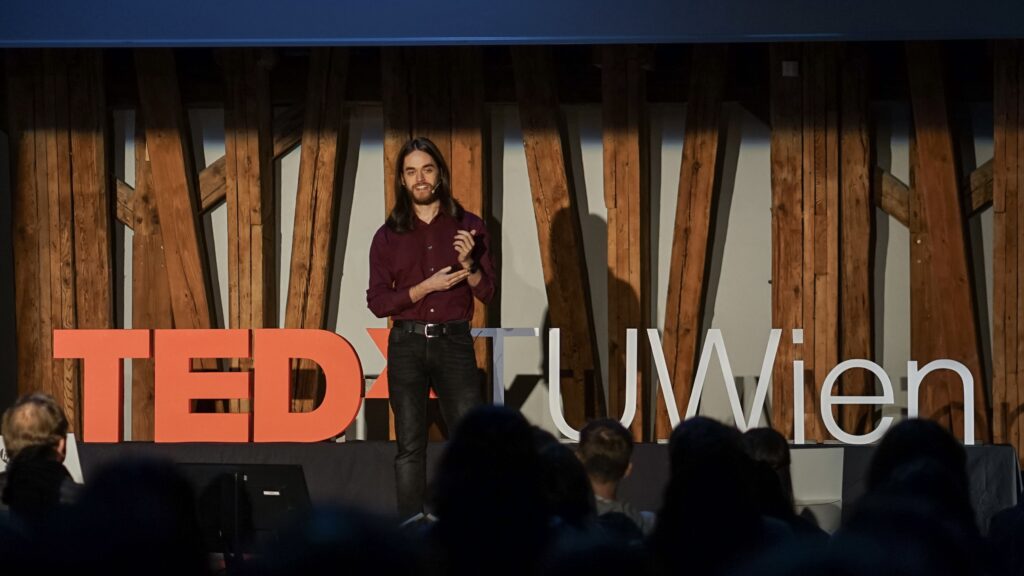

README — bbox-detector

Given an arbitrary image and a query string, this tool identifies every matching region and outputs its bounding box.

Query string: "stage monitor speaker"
[177,463,312,556]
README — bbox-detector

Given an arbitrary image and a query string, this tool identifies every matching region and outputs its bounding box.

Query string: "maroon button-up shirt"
[366,210,495,322]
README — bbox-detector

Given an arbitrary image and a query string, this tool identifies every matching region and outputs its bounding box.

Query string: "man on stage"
[367,137,496,520]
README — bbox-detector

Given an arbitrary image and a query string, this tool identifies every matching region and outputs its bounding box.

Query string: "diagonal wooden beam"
[513,46,602,427]
[116,179,135,228]
[198,104,304,213]
[284,48,349,411]
[116,103,304,230]
[134,49,218,372]
[906,41,990,442]
[875,167,910,226]
[970,158,994,213]
[657,45,726,440]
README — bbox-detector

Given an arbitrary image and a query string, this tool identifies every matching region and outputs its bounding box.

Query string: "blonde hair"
[1,393,68,460]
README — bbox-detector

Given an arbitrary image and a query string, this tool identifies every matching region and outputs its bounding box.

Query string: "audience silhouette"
[0,393,1018,576]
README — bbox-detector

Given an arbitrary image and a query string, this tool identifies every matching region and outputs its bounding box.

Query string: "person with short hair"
[0,392,76,523]
[577,418,652,535]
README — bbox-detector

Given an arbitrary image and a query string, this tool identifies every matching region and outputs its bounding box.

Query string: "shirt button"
[427,245,433,250]
[429,308,435,313]
[430,267,434,272]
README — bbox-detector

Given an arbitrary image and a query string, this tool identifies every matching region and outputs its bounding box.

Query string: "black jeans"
[388,327,481,518]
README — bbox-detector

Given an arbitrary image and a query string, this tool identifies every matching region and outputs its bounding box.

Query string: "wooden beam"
[130,123,173,441]
[197,104,304,212]
[381,48,411,219]
[906,42,990,442]
[116,179,135,228]
[284,48,349,411]
[970,158,994,213]
[7,50,58,405]
[875,167,910,226]
[45,50,80,433]
[223,49,275,413]
[134,49,218,372]
[770,44,804,440]
[448,47,494,401]
[993,40,1023,457]
[838,46,875,435]
[68,50,113,336]
[513,46,602,427]
[603,45,650,440]
[657,45,726,440]
[6,50,111,434]
[223,50,275,330]
[379,48,492,438]
[769,44,839,442]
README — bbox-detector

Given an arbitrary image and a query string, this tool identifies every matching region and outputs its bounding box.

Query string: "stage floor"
[77,442,1020,532]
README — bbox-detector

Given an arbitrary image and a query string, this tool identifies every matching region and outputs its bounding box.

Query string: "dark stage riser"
[77,442,1019,531]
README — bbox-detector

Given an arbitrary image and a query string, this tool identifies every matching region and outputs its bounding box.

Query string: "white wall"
[102,100,994,439]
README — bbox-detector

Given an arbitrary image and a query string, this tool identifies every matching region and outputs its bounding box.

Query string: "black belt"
[393,320,470,338]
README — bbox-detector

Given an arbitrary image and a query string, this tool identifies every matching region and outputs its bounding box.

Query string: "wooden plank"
[284,48,349,411]
[43,50,79,433]
[906,42,991,442]
[1016,41,1024,457]
[838,46,875,435]
[197,104,303,212]
[223,49,275,413]
[513,46,602,427]
[770,44,804,439]
[603,45,650,440]
[819,43,835,434]
[658,45,726,440]
[223,49,275,331]
[116,179,135,228]
[6,50,49,399]
[810,43,838,443]
[449,47,493,401]
[381,48,411,218]
[992,41,1011,446]
[875,167,910,226]
[410,48,453,161]
[970,159,994,213]
[131,123,173,441]
[68,50,113,333]
[134,49,218,372]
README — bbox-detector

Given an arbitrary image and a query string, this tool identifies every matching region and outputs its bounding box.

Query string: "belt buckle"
[424,323,443,338]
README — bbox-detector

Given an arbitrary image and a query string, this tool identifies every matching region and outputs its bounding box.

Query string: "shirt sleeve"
[366,229,414,318]
[469,221,496,305]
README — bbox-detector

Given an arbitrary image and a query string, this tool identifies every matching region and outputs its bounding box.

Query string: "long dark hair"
[386,137,463,233]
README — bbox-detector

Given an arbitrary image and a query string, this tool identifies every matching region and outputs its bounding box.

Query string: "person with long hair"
[366,137,496,521]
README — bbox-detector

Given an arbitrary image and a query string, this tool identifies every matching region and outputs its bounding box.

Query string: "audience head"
[743,427,795,517]
[2,392,68,462]
[652,417,760,576]
[578,419,633,485]
[866,418,976,536]
[432,405,549,576]
[534,427,595,528]
[51,458,208,576]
